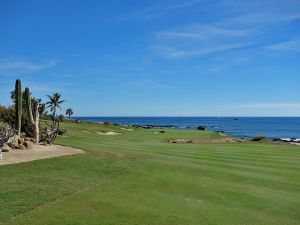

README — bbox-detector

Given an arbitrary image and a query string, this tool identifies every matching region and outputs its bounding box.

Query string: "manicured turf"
[0,121,300,225]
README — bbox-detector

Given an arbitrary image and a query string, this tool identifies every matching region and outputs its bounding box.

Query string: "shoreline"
[69,118,300,145]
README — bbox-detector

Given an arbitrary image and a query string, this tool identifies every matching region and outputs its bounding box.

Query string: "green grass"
[1,121,300,225]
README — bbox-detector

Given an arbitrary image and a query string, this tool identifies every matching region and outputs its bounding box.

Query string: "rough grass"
[0,121,300,225]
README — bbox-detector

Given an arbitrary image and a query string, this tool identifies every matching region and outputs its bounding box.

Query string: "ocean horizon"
[72,117,300,139]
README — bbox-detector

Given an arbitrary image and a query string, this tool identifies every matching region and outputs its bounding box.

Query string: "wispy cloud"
[0,58,56,72]
[156,26,253,40]
[153,42,252,58]
[154,23,255,57]
[265,37,300,53]
[151,0,300,58]
[118,0,206,20]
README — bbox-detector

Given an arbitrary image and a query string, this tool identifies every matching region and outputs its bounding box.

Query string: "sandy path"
[0,144,84,165]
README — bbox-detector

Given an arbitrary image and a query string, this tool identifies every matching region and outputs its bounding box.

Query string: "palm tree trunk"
[52,108,56,127]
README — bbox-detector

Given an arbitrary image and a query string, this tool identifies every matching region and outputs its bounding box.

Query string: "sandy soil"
[0,144,84,165]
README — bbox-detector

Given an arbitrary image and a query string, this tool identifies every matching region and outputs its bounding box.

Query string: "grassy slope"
[0,121,300,225]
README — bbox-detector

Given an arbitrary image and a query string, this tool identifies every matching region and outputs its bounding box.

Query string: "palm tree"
[46,93,65,118]
[66,108,73,118]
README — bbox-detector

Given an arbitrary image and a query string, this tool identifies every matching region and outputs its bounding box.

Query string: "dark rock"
[8,142,19,149]
[142,125,152,129]
[18,138,25,145]
[2,145,10,152]
[24,141,34,150]
[215,130,225,134]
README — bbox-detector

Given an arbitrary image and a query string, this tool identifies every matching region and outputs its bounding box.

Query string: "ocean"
[72,117,300,139]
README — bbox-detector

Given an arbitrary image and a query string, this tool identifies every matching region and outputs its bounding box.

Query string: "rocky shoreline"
[71,119,300,145]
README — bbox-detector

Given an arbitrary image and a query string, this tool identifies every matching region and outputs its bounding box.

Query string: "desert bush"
[0,105,16,128]
[0,104,40,138]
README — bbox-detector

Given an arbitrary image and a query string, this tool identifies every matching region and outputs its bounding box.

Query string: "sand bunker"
[83,130,121,135]
[0,144,84,165]
[96,131,121,135]
[121,128,134,132]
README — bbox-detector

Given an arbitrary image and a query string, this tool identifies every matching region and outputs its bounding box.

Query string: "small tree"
[41,93,66,145]
[65,108,73,118]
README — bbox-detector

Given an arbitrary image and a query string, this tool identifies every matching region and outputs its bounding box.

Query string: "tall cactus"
[24,87,40,144]
[24,88,34,123]
[15,79,22,136]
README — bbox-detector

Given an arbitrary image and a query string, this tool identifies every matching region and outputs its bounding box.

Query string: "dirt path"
[0,144,84,165]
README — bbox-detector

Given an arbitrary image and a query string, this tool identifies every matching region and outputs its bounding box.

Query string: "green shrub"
[251,136,268,141]
[197,125,206,131]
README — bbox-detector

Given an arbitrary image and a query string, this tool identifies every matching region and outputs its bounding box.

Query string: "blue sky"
[0,0,300,116]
